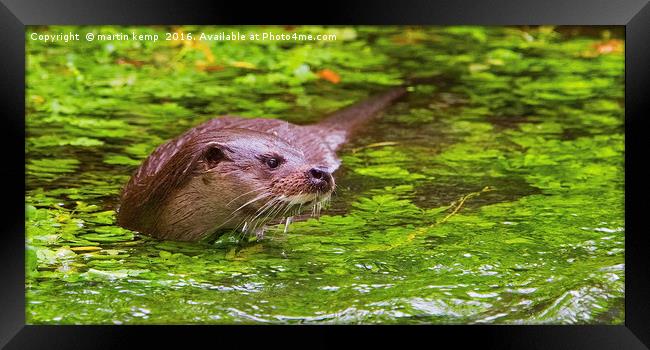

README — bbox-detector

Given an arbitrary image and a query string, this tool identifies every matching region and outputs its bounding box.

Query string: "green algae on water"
[26,26,624,325]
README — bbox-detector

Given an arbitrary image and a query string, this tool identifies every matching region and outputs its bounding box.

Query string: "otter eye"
[266,158,279,169]
[204,146,225,167]
[259,154,284,169]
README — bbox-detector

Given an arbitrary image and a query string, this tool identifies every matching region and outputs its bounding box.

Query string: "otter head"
[156,128,335,240]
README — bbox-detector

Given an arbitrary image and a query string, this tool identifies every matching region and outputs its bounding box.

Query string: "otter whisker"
[207,191,272,238]
[284,216,293,233]
[235,196,283,238]
[266,201,288,223]
[321,196,331,212]
[247,203,279,238]
[232,192,271,214]
[232,215,252,240]
[207,193,270,238]
[278,203,294,221]
[252,196,286,222]
[252,197,280,222]
[282,191,305,224]
[239,200,272,231]
[210,213,248,238]
[234,207,265,240]
[225,186,268,207]
[287,191,305,206]
[280,192,302,219]
[309,191,320,217]
[267,203,290,229]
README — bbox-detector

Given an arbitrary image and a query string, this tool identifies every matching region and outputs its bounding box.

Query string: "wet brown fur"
[117,87,407,241]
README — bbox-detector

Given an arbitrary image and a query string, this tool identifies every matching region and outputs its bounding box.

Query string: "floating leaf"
[316,69,341,84]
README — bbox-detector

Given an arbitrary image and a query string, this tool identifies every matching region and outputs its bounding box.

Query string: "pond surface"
[26,26,624,324]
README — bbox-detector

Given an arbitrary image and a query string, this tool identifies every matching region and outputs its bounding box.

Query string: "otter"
[117,86,408,241]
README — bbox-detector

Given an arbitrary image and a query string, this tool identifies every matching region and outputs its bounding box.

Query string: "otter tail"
[312,76,441,151]
[315,86,407,138]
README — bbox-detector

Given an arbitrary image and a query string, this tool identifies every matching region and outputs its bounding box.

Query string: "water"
[26,26,624,324]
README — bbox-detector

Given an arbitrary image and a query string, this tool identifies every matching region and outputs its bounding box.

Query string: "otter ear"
[203,143,229,167]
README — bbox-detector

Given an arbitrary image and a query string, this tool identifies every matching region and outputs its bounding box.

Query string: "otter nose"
[308,168,333,187]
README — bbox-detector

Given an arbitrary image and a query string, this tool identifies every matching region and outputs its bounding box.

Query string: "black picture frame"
[2,0,648,348]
